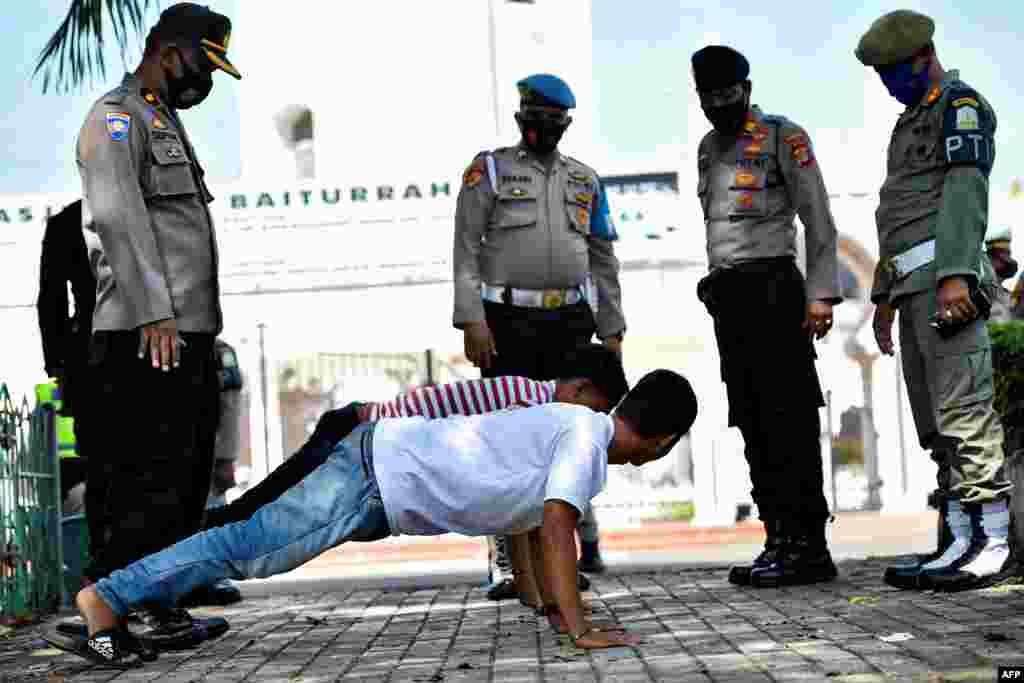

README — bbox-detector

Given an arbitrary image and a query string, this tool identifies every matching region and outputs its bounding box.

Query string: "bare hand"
[138,318,180,371]
[601,335,623,356]
[804,300,834,340]
[873,302,896,356]
[572,627,641,650]
[936,276,978,325]
[463,321,497,369]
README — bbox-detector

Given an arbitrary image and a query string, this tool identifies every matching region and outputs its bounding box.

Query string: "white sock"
[921,500,971,571]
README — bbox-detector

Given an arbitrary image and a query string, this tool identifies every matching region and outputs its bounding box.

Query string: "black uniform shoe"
[729,519,783,586]
[578,541,606,574]
[486,578,518,601]
[137,607,230,651]
[179,580,243,608]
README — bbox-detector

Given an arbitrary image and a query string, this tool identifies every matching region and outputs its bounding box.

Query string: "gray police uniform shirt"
[697,106,841,303]
[77,73,222,334]
[452,145,625,339]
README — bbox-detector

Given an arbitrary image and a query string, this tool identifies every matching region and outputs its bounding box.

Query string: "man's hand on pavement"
[572,626,641,650]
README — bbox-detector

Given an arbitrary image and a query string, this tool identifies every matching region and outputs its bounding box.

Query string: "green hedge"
[989,321,1024,418]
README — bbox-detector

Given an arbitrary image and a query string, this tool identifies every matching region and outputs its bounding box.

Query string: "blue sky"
[1,1,1020,198]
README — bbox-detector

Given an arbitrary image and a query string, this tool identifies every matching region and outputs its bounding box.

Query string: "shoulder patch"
[105,112,131,141]
[781,127,815,168]
[462,155,486,189]
[942,88,994,173]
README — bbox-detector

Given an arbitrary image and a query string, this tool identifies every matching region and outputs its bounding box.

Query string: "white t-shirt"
[371,403,612,536]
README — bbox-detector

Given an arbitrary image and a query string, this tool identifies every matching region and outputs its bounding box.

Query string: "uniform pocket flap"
[494,186,538,229]
[147,143,197,197]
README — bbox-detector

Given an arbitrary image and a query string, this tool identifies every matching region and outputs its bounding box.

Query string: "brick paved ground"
[4,557,1024,682]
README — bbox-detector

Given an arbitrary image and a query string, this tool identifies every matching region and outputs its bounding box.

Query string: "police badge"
[105,112,131,141]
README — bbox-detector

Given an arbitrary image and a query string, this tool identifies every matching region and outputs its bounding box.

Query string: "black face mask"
[704,98,749,136]
[165,48,213,109]
[996,258,1019,281]
[516,111,570,157]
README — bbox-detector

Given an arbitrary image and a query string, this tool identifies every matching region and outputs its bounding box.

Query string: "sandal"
[43,624,158,669]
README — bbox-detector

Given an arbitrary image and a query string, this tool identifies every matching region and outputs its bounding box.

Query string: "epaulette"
[102,85,131,106]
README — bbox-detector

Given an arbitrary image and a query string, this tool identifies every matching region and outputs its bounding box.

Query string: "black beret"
[691,45,750,92]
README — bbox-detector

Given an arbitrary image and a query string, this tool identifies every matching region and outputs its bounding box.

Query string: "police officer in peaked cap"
[691,45,843,588]
[857,10,1014,592]
[55,1,242,654]
[452,74,625,601]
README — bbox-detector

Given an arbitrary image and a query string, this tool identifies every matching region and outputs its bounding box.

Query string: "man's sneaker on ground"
[136,607,230,651]
[179,579,243,608]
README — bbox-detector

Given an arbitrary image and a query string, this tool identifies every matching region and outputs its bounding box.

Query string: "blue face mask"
[877,60,930,107]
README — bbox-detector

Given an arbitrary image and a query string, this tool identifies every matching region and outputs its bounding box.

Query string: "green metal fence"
[0,383,62,619]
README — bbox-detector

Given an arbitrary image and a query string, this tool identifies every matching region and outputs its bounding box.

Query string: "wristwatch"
[600,332,624,343]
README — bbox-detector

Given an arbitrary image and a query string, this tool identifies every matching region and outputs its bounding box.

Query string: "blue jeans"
[95,424,390,616]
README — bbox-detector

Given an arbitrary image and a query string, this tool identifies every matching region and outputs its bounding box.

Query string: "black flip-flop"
[43,624,157,669]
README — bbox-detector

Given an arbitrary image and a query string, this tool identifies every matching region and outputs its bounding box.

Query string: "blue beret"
[517,74,576,109]
[691,45,749,92]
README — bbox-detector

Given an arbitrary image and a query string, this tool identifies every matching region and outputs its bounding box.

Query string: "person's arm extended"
[541,500,638,649]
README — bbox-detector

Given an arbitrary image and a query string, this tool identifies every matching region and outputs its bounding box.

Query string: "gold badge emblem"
[735,171,757,187]
[576,206,590,227]
[542,290,565,308]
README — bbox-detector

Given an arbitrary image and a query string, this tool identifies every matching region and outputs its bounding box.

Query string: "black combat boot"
[578,540,606,574]
[884,493,962,589]
[749,519,837,588]
[728,518,784,586]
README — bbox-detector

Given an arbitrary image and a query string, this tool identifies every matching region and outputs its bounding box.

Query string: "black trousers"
[482,300,597,380]
[203,402,363,529]
[699,258,830,526]
[84,331,219,582]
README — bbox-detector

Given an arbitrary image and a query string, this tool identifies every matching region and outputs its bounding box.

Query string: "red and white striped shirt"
[366,377,557,421]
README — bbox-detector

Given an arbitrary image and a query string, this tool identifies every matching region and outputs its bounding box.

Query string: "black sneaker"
[179,580,243,608]
[485,578,518,601]
[137,607,230,651]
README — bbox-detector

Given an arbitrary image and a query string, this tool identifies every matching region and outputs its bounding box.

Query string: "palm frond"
[33,0,157,94]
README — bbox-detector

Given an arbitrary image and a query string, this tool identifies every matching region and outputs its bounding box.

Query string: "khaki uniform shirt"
[77,73,222,333]
[697,106,841,302]
[452,145,625,338]
[871,70,997,303]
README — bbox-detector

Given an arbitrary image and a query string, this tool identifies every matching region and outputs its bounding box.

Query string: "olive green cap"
[855,10,935,67]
